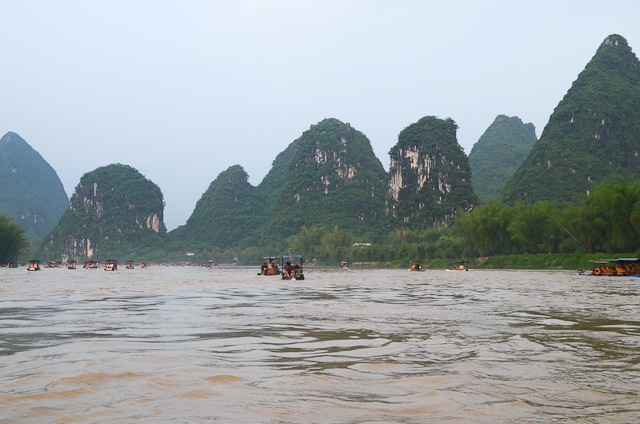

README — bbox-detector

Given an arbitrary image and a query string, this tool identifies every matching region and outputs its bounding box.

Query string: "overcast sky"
[2,0,640,230]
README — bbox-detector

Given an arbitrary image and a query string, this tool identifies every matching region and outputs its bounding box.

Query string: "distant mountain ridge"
[0,132,68,239]
[469,115,536,203]
[502,34,640,204]
[170,164,268,250]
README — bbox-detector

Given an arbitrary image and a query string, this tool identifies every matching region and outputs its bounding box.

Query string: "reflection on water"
[1,267,639,423]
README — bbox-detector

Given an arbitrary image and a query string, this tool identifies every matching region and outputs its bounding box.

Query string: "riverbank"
[343,253,640,271]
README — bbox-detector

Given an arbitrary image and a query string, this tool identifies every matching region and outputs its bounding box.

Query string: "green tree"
[288,226,327,259]
[454,200,515,257]
[322,226,354,262]
[507,201,561,253]
[0,214,29,262]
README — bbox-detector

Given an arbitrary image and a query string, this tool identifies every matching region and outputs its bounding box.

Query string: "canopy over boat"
[589,258,639,264]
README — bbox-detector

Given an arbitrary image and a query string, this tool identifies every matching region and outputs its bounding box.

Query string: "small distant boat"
[206,260,216,269]
[258,257,281,276]
[27,260,41,271]
[341,261,348,269]
[66,261,76,270]
[84,260,99,269]
[44,261,54,268]
[577,258,640,277]
[104,260,118,271]
[281,254,305,280]
[141,262,149,268]
[126,260,134,270]
[446,261,469,271]
[6,262,18,268]
[409,261,425,272]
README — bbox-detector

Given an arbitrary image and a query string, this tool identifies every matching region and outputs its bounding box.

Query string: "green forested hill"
[170,165,268,251]
[469,115,536,203]
[0,132,68,239]
[265,119,388,244]
[39,164,165,261]
[257,139,299,206]
[385,116,478,227]
[502,34,640,204]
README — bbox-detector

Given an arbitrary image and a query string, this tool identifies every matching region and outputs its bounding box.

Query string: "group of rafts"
[575,258,640,276]
[258,255,305,280]
[408,260,469,272]
[27,260,147,271]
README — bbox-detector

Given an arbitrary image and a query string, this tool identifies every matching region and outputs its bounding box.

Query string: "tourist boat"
[409,261,425,272]
[341,261,348,269]
[577,258,640,277]
[446,261,468,271]
[44,261,54,268]
[104,260,118,271]
[27,260,41,271]
[84,260,99,269]
[126,260,134,269]
[8,262,18,268]
[141,262,149,268]
[281,254,305,280]
[66,261,76,270]
[258,257,280,276]
[206,260,216,269]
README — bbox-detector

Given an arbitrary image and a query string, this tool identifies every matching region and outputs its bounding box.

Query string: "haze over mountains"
[468,116,537,203]
[4,34,640,261]
[0,132,68,240]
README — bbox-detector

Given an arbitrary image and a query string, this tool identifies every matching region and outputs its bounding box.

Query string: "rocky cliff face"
[266,118,387,242]
[169,165,268,250]
[0,132,68,239]
[469,115,537,203]
[39,164,165,261]
[502,34,640,204]
[385,116,477,226]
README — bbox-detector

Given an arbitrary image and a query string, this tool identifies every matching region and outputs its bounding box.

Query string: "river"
[1,266,639,423]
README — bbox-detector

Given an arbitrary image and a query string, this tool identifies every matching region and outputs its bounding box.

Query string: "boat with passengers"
[409,261,425,272]
[281,254,305,280]
[27,260,41,271]
[446,261,469,271]
[104,260,118,271]
[577,258,640,276]
[258,257,280,276]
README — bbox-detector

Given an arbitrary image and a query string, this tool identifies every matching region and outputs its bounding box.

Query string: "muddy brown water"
[0,267,639,423]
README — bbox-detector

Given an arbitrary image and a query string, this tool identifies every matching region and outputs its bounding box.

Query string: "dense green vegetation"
[0,214,29,262]
[257,140,299,206]
[502,34,640,204]
[456,178,640,256]
[38,164,165,261]
[386,116,478,227]
[277,179,640,268]
[0,132,68,239]
[168,165,268,253]
[468,115,537,203]
[265,119,388,247]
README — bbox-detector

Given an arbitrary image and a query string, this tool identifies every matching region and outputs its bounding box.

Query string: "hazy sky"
[3,1,640,230]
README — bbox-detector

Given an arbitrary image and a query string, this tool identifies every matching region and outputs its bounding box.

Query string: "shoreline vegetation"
[312,253,639,271]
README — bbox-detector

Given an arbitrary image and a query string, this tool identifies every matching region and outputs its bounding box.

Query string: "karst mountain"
[502,34,640,204]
